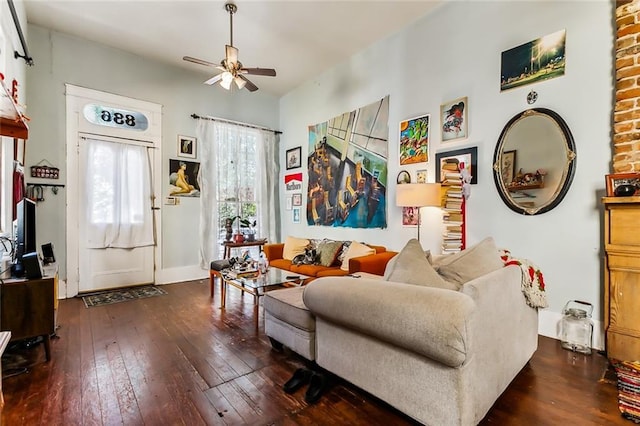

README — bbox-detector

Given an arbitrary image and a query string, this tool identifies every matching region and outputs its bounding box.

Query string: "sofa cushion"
[340,241,377,271]
[316,240,344,267]
[269,258,293,271]
[383,239,457,291]
[264,287,315,332]
[316,268,351,277]
[433,237,503,288]
[283,236,310,260]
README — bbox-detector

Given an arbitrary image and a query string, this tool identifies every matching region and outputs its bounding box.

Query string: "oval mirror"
[493,108,576,215]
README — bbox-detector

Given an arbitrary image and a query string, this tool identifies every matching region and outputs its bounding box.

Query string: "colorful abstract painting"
[399,115,429,165]
[306,96,389,228]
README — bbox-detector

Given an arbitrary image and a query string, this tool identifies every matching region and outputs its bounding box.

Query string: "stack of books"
[440,161,465,254]
[226,268,259,279]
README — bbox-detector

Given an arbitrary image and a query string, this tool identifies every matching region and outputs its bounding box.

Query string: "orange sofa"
[263,242,396,278]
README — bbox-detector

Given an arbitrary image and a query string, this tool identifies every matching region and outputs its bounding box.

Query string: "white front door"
[65,85,162,297]
[78,135,155,292]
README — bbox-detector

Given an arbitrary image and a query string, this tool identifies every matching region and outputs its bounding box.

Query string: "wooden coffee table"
[219,268,309,309]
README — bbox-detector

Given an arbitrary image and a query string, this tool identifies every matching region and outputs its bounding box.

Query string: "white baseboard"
[155,265,208,285]
[538,309,604,351]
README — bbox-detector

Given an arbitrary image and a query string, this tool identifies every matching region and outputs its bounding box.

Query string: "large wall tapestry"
[306,96,389,228]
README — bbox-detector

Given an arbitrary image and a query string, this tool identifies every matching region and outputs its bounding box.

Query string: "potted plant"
[240,218,257,242]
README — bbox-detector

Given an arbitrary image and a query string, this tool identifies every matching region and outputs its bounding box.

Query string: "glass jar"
[560,300,594,355]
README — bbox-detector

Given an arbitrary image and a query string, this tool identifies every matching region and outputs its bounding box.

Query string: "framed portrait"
[435,146,478,184]
[440,97,468,142]
[402,206,420,226]
[396,170,411,184]
[605,173,640,197]
[286,146,302,170]
[177,135,196,159]
[416,169,428,183]
[292,193,302,206]
[399,114,430,165]
[501,29,566,92]
[168,159,200,197]
[501,150,517,184]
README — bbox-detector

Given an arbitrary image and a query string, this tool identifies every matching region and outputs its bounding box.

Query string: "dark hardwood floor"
[1,279,628,425]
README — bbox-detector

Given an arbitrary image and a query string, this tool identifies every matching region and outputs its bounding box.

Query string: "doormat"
[82,285,167,308]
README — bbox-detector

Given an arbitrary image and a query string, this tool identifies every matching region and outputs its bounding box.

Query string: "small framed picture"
[396,170,411,184]
[440,97,468,142]
[605,173,640,197]
[292,193,302,206]
[178,135,196,159]
[293,208,301,223]
[501,150,517,184]
[435,146,478,184]
[285,196,293,211]
[416,169,428,183]
[286,146,302,170]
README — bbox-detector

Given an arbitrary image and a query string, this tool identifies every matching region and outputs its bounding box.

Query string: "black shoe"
[283,368,313,394]
[304,372,328,404]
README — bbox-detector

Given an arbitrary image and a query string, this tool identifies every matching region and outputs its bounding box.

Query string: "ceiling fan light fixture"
[220,71,234,90]
[234,76,246,89]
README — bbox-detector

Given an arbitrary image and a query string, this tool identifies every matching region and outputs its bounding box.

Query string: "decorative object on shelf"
[500,29,566,92]
[286,146,302,170]
[399,114,430,165]
[527,90,538,105]
[396,170,411,184]
[396,183,441,241]
[606,172,640,197]
[435,146,477,184]
[560,300,593,355]
[177,135,196,159]
[493,108,576,215]
[30,159,59,179]
[440,97,468,142]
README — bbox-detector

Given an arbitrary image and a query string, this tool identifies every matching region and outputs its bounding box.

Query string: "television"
[12,197,36,277]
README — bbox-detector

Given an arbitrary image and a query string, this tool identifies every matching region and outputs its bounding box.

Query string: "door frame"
[65,84,162,297]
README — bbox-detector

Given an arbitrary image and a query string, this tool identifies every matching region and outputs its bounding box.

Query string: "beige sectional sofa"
[265,238,540,425]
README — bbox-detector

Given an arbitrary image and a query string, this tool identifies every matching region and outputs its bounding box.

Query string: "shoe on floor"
[283,368,313,394]
[304,372,328,404]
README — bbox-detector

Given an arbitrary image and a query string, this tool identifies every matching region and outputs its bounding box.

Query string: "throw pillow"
[340,241,376,271]
[316,240,344,267]
[433,237,503,288]
[383,239,457,290]
[282,236,310,260]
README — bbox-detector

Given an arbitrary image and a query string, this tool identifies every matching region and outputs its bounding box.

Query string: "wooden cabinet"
[1,276,55,361]
[603,196,640,361]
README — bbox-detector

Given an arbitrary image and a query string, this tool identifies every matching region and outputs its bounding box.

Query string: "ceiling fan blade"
[241,67,276,77]
[239,75,258,92]
[183,56,217,67]
[204,74,224,85]
[225,45,238,66]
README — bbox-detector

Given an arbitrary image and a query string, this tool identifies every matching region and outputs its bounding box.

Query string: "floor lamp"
[396,183,442,241]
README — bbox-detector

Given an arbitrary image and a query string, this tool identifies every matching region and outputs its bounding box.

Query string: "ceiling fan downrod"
[225,2,237,47]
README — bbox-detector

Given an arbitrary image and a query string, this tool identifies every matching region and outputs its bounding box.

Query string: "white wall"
[25,25,280,285]
[279,1,613,347]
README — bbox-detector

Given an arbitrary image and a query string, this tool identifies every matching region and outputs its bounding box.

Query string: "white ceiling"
[23,0,443,97]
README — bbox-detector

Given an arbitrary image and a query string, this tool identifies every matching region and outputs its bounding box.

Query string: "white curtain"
[84,138,154,248]
[197,118,279,268]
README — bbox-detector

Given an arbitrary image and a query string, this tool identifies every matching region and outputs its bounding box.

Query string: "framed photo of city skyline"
[500,29,566,92]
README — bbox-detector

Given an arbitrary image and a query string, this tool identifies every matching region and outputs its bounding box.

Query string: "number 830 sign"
[83,103,149,131]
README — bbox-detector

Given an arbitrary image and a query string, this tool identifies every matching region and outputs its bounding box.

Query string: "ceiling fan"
[183,2,276,92]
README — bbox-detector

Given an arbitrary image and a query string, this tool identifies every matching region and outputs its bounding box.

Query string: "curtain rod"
[8,0,34,66]
[190,114,282,135]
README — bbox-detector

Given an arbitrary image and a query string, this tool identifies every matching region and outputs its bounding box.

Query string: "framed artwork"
[440,97,468,142]
[177,135,196,159]
[399,114,430,165]
[435,147,478,184]
[286,146,302,170]
[292,193,302,206]
[168,159,200,197]
[293,208,301,223]
[416,169,427,183]
[605,173,640,197]
[501,150,517,184]
[396,170,411,184]
[501,29,566,92]
[285,196,293,211]
[402,207,420,226]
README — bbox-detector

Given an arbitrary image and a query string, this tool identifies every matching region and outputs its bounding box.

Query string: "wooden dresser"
[603,196,640,361]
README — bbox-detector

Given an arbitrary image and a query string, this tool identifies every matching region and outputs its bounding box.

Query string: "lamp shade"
[396,183,441,207]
